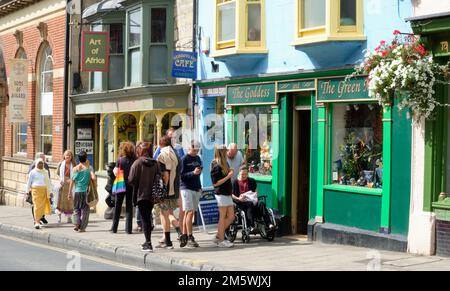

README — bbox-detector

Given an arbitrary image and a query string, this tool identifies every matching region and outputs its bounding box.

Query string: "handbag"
[151,164,167,204]
[87,179,99,208]
[112,159,127,195]
[26,191,33,205]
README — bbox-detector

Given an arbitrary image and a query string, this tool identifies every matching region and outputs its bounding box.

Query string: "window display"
[237,107,272,176]
[331,103,383,188]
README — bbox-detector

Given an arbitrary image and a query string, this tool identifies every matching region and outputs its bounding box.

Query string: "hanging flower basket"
[348,30,449,120]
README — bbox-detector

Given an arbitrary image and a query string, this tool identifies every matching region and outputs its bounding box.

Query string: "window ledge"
[323,184,382,196]
[292,34,366,46]
[211,47,268,59]
[249,173,272,183]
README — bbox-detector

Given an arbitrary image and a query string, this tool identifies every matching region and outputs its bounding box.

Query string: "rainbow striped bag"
[112,160,126,195]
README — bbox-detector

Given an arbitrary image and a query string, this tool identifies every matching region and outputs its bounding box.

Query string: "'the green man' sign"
[81,31,109,72]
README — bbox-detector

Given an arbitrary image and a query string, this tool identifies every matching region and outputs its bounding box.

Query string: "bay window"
[109,23,124,90]
[295,0,364,45]
[149,7,168,83]
[214,0,266,56]
[128,9,141,85]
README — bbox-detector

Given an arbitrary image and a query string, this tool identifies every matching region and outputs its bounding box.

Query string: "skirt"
[57,181,74,215]
[32,186,52,221]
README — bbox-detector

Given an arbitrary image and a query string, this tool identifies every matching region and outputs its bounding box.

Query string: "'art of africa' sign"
[8,59,28,123]
[81,31,109,72]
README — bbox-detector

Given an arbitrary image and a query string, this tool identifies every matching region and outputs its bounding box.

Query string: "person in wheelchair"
[232,165,275,232]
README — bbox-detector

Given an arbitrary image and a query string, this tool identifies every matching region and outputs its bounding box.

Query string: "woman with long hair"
[56,150,76,223]
[129,142,159,252]
[110,141,137,234]
[210,144,235,248]
[27,159,53,229]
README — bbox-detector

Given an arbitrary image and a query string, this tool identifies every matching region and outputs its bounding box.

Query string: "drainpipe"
[192,0,198,133]
[63,0,70,151]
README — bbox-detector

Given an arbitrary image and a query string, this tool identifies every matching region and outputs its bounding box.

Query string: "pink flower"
[380,40,386,46]
[393,30,401,35]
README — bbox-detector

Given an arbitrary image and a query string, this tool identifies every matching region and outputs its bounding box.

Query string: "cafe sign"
[317,76,374,103]
[81,31,109,72]
[172,51,197,79]
[226,83,276,106]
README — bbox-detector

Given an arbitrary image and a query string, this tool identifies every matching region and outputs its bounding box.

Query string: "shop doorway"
[292,108,311,235]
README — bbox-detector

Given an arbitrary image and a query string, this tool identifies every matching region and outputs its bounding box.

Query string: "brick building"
[0,0,68,206]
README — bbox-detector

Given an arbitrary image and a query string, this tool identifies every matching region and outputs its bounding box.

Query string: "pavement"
[1,205,450,271]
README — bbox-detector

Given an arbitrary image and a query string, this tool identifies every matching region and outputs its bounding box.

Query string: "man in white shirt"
[227,143,245,182]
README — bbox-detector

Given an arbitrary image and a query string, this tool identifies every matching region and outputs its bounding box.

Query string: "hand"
[193,167,202,175]
[67,194,72,200]
[239,195,246,202]
[227,169,234,178]
[60,181,65,186]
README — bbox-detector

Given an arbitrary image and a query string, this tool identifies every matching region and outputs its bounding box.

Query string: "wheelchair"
[225,195,277,243]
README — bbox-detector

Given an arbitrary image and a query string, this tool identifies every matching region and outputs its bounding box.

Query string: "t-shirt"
[158,146,179,198]
[180,154,202,191]
[210,161,232,196]
[71,168,91,193]
[227,151,244,181]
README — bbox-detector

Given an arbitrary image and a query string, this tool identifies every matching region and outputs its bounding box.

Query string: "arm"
[232,180,240,201]
[180,158,195,180]
[212,168,234,188]
[68,179,74,200]
[26,172,33,193]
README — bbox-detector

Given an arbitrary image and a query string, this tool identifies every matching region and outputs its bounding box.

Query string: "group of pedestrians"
[25,127,273,252]
[26,151,96,232]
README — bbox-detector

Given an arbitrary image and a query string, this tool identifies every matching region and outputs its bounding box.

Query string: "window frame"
[148,6,169,84]
[108,22,125,90]
[294,0,365,46]
[37,44,53,159]
[127,7,142,86]
[213,0,266,56]
[13,47,28,157]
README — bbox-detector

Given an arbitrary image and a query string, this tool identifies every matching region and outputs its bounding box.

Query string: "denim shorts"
[214,195,233,207]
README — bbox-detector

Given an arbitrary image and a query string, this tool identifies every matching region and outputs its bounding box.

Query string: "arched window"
[14,48,27,155]
[38,44,53,156]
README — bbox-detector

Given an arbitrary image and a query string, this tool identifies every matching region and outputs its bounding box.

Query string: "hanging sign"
[8,59,28,123]
[171,51,197,79]
[81,31,109,72]
[317,76,374,102]
[227,83,276,106]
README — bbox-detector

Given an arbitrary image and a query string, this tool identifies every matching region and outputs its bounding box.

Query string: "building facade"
[69,0,195,216]
[0,0,68,206]
[407,0,450,256]
[196,0,414,250]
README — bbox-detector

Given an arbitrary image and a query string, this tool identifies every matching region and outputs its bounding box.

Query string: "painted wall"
[412,0,450,17]
[196,0,413,80]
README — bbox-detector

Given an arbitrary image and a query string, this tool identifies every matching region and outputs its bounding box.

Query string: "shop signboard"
[171,51,197,79]
[317,76,374,103]
[81,31,109,72]
[277,79,316,92]
[227,83,276,106]
[196,189,219,227]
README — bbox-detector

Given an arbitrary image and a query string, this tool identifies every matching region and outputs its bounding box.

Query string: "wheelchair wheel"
[266,230,276,241]
[225,224,238,242]
[242,230,250,244]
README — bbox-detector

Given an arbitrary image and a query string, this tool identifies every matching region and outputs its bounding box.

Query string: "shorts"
[181,190,201,212]
[159,198,178,212]
[215,195,233,207]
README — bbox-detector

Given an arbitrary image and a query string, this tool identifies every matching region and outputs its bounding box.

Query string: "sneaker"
[74,225,80,232]
[157,241,174,249]
[218,240,234,248]
[141,243,153,252]
[187,236,199,248]
[34,223,42,229]
[78,229,86,233]
[40,217,48,225]
[179,234,188,248]
[212,236,220,245]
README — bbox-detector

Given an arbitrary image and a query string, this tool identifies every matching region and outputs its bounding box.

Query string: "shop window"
[331,103,383,188]
[103,114,114,168]
[142,113,157,147]
[128,9,141,85]
[90,24,103,91]
[213,0,266,56]
[14,47,27,155]
[162,112,183,144]
[117,114,137,145]
[109,23,124,90]
[39,45,53,157]
[294,0,364,46]
[236,106,272,176]
[149,8,168,83]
